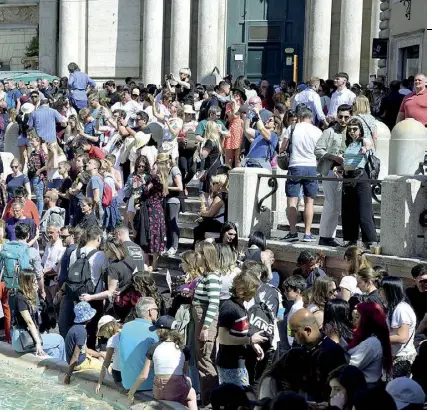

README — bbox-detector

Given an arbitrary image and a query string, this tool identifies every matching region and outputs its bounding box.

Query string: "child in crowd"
[128,315,197,410]
[78,108,98,145]
[95,315,122,393]
[64,302,105,384]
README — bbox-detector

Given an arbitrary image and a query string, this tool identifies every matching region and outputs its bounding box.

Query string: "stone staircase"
[158,178,382,272]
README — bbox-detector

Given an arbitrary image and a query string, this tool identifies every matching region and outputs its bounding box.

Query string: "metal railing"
[256,174,383,214]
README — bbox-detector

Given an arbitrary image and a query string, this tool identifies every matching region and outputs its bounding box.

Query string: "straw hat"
[156,152,170,163]
[21,102,35,115]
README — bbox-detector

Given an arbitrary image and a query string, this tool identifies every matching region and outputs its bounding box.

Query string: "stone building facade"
[0,0,427,85]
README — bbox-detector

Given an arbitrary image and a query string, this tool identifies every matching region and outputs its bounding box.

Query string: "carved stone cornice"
[0,4,39,25]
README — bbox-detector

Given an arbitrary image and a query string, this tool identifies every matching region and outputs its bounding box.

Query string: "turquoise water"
[0,363,126,410]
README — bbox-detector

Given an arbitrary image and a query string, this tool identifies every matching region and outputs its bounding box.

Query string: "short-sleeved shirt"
[107,333,121,371]
[399,89,427,126]
[388,301,417,357]
[5,217,35,241]
[176,80,195,106]
[339,275,362,297]
[167,166,181,204]
[122,240,145,271]
[146,341,190,376]
[6,173,30,201]
[65,324,87,366]
[247,130,278,160]
[106,256,136,291]
[86,175,104,202]
[84,120,97,138]
[217,298,249,369]
[14,291,38,329]
[195,119,227,137]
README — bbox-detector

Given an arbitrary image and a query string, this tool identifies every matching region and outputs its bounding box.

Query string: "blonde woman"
[46,142,67,189]
[200,120,222,197]
[353,95,377,148]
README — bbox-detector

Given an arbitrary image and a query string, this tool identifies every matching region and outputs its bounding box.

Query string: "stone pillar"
[380,175,427,258]
[228,168,275,238]
[306,0,332,80]
[197,0,220,83]
[142,0,164,85]
[58,0,86,77]
[218,0,227,75]
[389,119,427,175]
[375,120,391,179]
[39,0,58,75]
[368,0,380,77]
[170,0,191,74]
[338,0,363,84]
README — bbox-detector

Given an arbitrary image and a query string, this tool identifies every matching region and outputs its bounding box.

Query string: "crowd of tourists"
[0,64,427,409]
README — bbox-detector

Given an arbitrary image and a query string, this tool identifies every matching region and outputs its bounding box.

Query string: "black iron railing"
[256,174,383,213]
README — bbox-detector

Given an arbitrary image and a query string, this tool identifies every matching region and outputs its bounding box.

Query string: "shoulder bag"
[277,123,296,170]
[359,115,381,179]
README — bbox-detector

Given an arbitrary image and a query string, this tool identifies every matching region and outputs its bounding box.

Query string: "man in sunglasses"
[315,104,353,247]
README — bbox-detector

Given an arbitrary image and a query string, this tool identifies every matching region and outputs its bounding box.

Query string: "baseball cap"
[149,315,178,332]
[386,378,426,409]
[297,83,307,91]
[132,88,140,96]
[97,315,118,334]
[259,109,273,123]
[235,104,248,115]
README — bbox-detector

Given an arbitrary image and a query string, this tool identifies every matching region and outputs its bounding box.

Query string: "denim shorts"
[217,366,249,387]
[17,135,28,147]
[285,166,319,198]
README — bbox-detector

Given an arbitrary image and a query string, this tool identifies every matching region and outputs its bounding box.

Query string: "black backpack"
[65,249,99,301]
[247,294,275,347]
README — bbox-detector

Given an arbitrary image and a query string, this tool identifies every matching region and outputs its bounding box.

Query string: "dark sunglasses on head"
[338,115,350,120]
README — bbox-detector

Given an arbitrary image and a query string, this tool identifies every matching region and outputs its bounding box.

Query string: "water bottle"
[247,105,255,120]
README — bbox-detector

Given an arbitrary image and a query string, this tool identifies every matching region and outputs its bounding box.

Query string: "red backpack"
[101,177,113,207]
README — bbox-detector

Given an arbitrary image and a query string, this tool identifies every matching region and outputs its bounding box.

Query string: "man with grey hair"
[281,107,322,243]
[119,297,159,392]
[396,73,427,126]
[41,223,66,303]
[114,225,146,271]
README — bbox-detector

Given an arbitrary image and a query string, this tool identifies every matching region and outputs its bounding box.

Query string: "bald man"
[289,308,347,402]
[396,73,427,126]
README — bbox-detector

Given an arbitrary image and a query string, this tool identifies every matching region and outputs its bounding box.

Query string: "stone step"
[274,223,381,240]
[184,198,201,213]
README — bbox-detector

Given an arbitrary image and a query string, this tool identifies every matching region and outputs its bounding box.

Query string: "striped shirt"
[193,272,221,327]
[27,105,65,143]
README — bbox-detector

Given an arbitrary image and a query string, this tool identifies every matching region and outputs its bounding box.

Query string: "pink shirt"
[400,88,427,126]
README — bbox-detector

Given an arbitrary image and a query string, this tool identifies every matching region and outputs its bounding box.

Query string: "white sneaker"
[166,247,177,256]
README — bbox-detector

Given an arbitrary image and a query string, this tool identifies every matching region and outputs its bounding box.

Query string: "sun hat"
[74,301,97,324]
[386,378,426,410]
[183,104,196,114]
[149,315,178,332]
[97,315,118,334]
[135,131,151,150]
[132,88,140,96]
[231,87,247,102]
[156,152,170,163]
[20,102,35,115]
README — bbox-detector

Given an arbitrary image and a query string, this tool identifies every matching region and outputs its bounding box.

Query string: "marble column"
[303,0,312,81]
[306,0,332,80]
[338,0,363,84]
[58,0,86,77]
[142,0,164,85]
[369,0,380,76]
[218,0,227,75]
[197,0,220,82]
[170,0,191,74]
[38,0,58,75]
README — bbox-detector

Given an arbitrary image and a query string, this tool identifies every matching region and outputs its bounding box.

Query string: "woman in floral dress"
[224,87,246,168]
[134,153,168,272]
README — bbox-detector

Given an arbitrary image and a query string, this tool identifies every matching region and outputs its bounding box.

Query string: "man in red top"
[397,73,427,126]
[77,138,105,159]
[2,186,40,224]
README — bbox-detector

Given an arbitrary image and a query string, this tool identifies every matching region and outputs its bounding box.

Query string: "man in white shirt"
[292,77,328,127]
[280,107,322,242]
[111,88,141,126]
[42,224,66,303]
[327,72,356,120]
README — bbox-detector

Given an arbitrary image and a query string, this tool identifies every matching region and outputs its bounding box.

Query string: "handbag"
[198,155,220,182]
[17,328,39,351]
[358,115,381,179]
[277,123,296,170]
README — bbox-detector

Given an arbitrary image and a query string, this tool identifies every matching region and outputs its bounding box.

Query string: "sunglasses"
[60,234,71,240]
[347,127,359,132]
[11,165,19,169]
[338,115,350,120]
[31,95,38,98]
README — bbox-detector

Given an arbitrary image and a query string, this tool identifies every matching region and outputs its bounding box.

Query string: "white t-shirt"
[287,299,304,346]
[69,246,106,293]
[388,301,417,357]
[220,267,241,300]
[150,341,186,376]
[284,122,322,167]
[111,100,141,125]
[339,275,362,297]
[107,333,121,371]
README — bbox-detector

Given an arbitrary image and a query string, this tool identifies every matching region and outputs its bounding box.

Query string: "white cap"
[97,315,118,334]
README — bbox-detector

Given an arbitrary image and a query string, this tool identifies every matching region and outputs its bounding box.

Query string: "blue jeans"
[12,328,66,361]
[217,366,249,386]
[31,176,45,216]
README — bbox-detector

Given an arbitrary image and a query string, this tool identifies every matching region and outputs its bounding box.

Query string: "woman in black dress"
[200,120,222,198]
